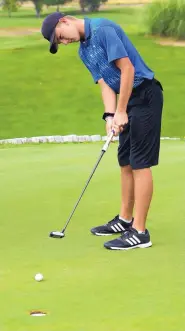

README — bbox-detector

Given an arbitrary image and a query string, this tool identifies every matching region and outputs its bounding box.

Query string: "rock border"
[0,135,183,145]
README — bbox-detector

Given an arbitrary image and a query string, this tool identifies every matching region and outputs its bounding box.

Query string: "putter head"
[49,231,65,238]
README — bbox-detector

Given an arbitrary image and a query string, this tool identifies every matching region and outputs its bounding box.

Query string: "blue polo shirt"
[79,18,154,93]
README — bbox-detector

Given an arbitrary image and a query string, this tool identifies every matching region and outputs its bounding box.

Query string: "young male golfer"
[41,12,163,250]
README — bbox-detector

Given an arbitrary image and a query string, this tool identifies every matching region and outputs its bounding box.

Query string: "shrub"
[146,0,185,39]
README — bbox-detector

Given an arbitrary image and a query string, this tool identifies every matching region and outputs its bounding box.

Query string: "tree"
[20,0,43,18]
[3,0,19,17]
[79,0,85,12]
[31,0,43,17]
[43,0,73,12]
[79,0,108,12]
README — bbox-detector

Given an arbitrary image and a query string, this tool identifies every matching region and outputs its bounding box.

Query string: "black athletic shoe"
[104,227,152,250]
[91,215,133,236]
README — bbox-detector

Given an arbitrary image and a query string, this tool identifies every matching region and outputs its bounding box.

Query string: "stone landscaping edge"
[0,135,184,145]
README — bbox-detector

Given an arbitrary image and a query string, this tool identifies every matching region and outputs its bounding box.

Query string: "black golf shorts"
[118,78,163,170]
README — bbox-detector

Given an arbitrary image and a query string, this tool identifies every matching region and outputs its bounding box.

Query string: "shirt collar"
[84,17,91,40]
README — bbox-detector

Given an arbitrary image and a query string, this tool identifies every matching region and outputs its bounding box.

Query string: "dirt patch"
[158,39,185,47]
[0,28,40,37]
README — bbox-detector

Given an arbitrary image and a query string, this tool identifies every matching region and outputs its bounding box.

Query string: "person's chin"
[70,38,80,43]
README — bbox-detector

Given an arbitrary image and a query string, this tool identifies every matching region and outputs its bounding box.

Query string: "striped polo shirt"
[79,18,154,93]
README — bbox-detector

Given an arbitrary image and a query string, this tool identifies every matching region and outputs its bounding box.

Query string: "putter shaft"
[50,131,114,237]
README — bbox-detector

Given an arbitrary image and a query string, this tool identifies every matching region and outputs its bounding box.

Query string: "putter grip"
[102,131,114,152]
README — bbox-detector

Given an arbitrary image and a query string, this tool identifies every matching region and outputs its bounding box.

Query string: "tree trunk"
[35,7,40,17]
[88,5,98,12]
[79,0,86,13]
[33,0,41,18]
[8,7,11,17]
[56,4,60,11]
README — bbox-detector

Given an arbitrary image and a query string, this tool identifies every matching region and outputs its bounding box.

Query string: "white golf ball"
[35,273,44,282]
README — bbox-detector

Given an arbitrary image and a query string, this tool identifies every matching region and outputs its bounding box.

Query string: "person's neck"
[75,19,85,40]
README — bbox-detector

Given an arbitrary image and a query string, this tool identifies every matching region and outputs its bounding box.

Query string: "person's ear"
[59,17,69,25]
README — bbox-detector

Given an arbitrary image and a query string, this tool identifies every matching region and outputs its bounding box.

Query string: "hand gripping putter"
[49,131,114,239]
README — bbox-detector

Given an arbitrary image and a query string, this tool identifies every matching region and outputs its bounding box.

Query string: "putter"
[49,130,114,239]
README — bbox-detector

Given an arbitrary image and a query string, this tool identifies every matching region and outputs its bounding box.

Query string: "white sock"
[119,216,132,223]
[138,230,146,234]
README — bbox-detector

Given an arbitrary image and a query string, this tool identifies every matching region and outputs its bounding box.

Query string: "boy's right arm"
[98,78,117,135]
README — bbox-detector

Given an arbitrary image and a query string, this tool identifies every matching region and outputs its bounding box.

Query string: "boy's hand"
[112,111,128,136]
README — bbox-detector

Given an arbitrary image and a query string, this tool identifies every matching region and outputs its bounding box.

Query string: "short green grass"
[0,7,185,139]
[0,141,185,331]
[0,7,145,29]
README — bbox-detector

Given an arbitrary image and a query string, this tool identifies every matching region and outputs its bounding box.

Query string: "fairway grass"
[0,8,185,139]
[0,141,185,331]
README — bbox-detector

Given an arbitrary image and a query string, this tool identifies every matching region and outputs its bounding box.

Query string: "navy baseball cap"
[41,12,66,54]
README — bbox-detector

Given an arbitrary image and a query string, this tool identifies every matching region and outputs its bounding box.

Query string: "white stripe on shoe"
[94,232,114,236]
[114,224,121,232]
[126,239,134,246]
[117,223,125,231]
[133,235,141,243]
[111,225,118,232]
[129,238,137,245]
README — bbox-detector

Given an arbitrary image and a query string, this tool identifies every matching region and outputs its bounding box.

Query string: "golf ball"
[35,273,44,282]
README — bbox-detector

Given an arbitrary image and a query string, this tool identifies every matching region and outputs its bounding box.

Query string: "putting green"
[0,141,185,331]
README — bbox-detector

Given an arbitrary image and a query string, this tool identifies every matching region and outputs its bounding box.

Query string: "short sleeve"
[96,26,128,63]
